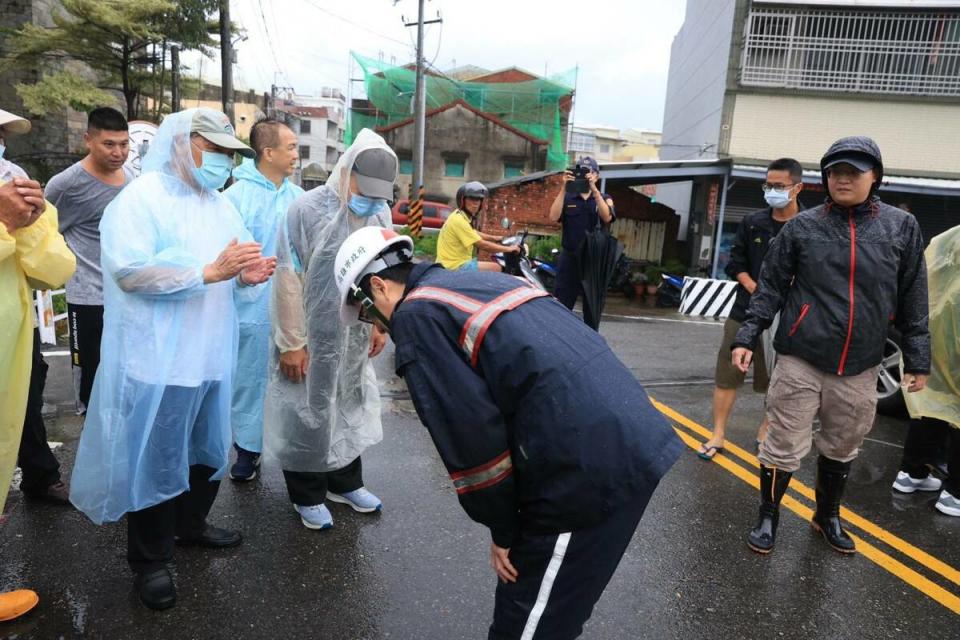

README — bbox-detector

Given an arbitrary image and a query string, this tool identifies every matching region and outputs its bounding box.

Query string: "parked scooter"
[657,273,684,308]
[530,248,558,293]
[609,254,637,299]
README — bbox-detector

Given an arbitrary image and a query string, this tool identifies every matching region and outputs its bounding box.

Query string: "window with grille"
[569,131,595,153]
[740,7,960,96]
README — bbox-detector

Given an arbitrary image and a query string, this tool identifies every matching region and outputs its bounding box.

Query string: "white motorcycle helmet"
[335,227,414,326]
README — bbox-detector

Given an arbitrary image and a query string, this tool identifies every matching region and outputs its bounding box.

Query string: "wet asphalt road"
[2,303,959,639]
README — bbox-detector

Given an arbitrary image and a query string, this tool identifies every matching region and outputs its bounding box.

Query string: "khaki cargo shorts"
[715,317,769,393]
[759,355,880,472]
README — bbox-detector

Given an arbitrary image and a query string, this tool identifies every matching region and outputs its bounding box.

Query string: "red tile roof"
[279,106,329,119]
[375,100,548,145]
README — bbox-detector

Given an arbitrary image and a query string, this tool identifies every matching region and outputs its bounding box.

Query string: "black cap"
[579,156,599,172]
[822,152,876,173]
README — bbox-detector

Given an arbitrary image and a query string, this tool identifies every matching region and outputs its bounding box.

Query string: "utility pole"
[171,45,181,112]
[219,0,234,125]
[403,1,441,237]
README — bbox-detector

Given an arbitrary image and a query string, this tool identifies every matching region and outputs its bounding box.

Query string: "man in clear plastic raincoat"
[0,118,76,621]
[264,129,396,530]
[223,118,304,481]
[902,225,960,516]
[69,108,276,611]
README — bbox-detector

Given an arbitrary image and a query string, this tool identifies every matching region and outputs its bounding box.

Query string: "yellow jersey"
[437,209,481,270]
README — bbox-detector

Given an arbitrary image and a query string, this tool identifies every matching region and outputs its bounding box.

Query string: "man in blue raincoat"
[334,227,683,640]
[70,108,276,611]
[224,118,304,481]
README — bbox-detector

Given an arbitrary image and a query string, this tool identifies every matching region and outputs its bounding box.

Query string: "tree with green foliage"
[2,0,220,119]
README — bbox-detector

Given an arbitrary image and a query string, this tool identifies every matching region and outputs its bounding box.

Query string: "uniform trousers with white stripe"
[489,483,656,640]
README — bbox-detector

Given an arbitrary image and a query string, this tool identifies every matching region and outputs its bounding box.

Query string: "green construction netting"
[347,52,576,170]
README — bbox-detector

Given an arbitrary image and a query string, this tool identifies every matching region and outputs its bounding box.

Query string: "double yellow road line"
[651,398,960,616]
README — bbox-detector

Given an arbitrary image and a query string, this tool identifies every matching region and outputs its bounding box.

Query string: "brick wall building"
[478,171,681,263]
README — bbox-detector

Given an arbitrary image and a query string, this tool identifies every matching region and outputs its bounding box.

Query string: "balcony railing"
[740,7,960,97]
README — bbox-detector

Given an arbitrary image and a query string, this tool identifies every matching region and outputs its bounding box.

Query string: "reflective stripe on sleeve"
[404,286,483,314]
[450,450,513,495]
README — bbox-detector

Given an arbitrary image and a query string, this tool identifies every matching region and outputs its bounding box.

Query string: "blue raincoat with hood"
[224,159,304,453]
[70,109,259,524]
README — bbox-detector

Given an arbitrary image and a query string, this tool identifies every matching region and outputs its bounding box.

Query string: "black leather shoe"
[135,568,176,611]
[23,481,72,505]
[811,456,856,554]
[747,465,793,554]
[174,524,243,549]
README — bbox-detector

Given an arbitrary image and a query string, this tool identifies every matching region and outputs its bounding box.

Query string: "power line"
[255,0,285,79]
[300,0,412,50]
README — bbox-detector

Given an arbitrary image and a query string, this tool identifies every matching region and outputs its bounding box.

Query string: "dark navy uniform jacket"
[560,191,612,251]
[391,263,682,547]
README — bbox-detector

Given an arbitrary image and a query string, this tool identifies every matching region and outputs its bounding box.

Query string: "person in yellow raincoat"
[0,164,76,620]
[901,225,960,516]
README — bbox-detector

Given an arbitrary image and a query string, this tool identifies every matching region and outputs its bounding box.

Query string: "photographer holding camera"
[548,156,614,311]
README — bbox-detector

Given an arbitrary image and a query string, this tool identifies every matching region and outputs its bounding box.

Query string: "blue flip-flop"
[697,445,724,461]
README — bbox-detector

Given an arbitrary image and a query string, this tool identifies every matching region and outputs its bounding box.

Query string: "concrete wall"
[381,104,546,204]
[728,93,960,176]
[657,0,738,238]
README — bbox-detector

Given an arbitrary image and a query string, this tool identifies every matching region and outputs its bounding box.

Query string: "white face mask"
[764,188,793,209]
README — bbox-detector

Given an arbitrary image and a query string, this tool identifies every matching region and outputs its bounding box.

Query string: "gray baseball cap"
[353,148,398,199]
[191,107,254,158]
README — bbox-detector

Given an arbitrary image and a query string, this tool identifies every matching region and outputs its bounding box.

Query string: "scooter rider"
[437,181,518,272]
[334,227,682,640]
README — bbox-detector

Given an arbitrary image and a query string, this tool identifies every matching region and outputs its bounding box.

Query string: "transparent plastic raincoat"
[904,226,960,430]
[69,109,257,524]
[263,129,394,472]
[0,200,75,513]
[224,159,304,452]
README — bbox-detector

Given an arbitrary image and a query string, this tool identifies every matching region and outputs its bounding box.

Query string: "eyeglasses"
[350,285,390,332]
[762,182,796,192]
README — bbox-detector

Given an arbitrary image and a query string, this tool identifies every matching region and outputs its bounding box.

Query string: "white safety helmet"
[335,226,414,325]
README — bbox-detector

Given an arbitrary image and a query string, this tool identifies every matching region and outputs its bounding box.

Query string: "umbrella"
[577,229,623,330]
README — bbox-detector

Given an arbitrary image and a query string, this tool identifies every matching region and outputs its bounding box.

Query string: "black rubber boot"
[747,465,793,554]
[811,455,856,554]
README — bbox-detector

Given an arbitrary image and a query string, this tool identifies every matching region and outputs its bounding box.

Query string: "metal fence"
[740,7,960,96]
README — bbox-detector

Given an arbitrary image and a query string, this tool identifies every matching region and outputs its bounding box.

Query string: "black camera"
[566,162,592,194]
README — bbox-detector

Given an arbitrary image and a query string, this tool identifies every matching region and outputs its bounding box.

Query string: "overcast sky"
[184,0,687,132]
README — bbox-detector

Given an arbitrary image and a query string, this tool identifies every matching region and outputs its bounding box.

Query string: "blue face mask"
[764,188,793,210]
[192,150,233,191]
[348,193,387,218]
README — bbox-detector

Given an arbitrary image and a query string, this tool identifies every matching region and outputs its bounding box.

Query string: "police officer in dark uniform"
[547,156,614,311]
[334,227,682,640]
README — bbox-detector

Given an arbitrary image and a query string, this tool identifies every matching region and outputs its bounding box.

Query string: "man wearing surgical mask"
[263,129,397,531]
[70,108,276,610]
[698,158,804,462]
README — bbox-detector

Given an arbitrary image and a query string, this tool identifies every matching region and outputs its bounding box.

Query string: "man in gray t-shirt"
[45,107,131,411]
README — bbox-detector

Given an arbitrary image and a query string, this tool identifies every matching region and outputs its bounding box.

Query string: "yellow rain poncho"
[904,226,960,429]
[0,199,75,512]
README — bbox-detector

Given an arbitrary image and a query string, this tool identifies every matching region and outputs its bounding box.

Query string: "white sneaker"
[935,490,960,517]
[892,471,942,494]
[293,504,334,530]
[326,488,382,513]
